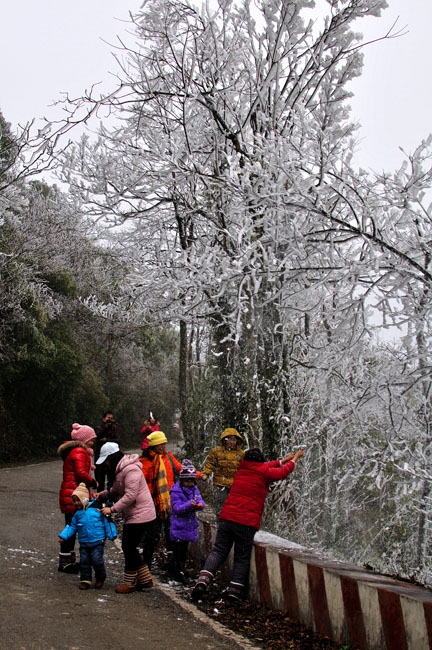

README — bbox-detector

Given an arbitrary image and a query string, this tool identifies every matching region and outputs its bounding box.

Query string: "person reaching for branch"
[192,447,304,602]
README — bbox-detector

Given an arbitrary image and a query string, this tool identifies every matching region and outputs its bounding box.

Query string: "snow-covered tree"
[55,0,432,582]
[59,0,392,435]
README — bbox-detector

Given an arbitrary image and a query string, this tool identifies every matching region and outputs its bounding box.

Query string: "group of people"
[57,416,303,602]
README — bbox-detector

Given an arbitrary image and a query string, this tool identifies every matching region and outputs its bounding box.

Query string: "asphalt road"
[0,458,257,650]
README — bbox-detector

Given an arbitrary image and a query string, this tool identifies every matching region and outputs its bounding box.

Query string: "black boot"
[173,562,187,585]
[58,551,80,574]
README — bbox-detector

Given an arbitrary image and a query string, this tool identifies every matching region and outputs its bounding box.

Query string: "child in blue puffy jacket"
[58,482,117,590]
[169,460,205,583]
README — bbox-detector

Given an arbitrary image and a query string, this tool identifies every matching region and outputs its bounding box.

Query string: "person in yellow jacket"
[199,428,244,516]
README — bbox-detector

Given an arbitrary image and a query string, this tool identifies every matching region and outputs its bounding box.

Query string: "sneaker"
[94,579,105,589]
[79,582,91,590]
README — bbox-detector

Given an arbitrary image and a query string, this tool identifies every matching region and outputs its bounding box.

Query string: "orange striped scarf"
[150,452,171,519]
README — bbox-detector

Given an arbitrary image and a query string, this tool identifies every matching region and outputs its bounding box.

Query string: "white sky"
[346,0,432,172]
[1,0,431,173]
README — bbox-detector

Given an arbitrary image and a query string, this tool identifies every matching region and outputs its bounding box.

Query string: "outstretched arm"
[201,448,217,479]
[266,450,304,482]
[281,450,304,465]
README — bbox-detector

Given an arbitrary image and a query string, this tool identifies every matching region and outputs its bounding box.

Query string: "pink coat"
[103,454,156,524]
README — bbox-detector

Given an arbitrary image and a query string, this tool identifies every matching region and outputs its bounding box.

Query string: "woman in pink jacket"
[95,442,156,593]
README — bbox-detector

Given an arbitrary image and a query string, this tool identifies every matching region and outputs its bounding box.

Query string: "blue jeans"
[79,542,106,582]
[203,518,256,586]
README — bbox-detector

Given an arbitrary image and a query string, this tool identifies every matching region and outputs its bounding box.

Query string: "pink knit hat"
[71,423,96,445]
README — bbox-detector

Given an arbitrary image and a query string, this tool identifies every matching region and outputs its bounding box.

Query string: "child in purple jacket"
[169,459,205,583]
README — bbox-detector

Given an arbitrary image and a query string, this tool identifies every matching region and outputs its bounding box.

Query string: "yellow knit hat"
[147,431,168,446]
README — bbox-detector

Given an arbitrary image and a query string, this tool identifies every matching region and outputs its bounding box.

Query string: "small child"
[58,482,117,590]
[169,460,206,583]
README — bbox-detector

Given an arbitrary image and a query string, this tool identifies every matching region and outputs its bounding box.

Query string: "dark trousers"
[172,540,189,573]
[140,516,163,567]
[163,516,174,552]
[203,518,256,586]
[60,513,76,553]
[79,542,106,582]
[95,464,107,491]
[215,487,230,516]
[122,522,149,571]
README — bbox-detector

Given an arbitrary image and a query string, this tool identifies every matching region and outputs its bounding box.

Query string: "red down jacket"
[58,441,97,514]
[219,459,295,530]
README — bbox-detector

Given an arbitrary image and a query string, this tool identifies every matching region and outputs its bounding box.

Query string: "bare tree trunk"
[179,318,192,451]
[415,306,432,568]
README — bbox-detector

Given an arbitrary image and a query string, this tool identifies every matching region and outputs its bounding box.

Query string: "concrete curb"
[194,514,432,650]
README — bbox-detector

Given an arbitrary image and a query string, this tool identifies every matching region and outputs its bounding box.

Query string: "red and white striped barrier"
[195,514,432,650]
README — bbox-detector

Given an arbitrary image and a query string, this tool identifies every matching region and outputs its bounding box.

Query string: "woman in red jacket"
[192,447,304,601]
[140,414,160,450]
[57,423,97,573]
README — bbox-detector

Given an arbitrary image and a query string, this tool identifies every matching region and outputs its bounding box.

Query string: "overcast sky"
[1,0,431,173]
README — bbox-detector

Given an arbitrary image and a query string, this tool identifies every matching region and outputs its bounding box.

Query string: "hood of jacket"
[57,440,88,460]
[115,453,141,474]
[219,428,243,445]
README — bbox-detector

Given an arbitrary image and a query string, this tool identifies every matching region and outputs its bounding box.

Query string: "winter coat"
[138,452,171,518]
[96,421,119,444]
[139,450,189,492]
[139,453,168,497]
[220,459,295,530]
[161,450,183,490]
[99,454,156,525]
[58,441,97,514]
[169,482,206,542]
[58,500,117,545]
[141,422,160,449]
[203,431,245,488]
